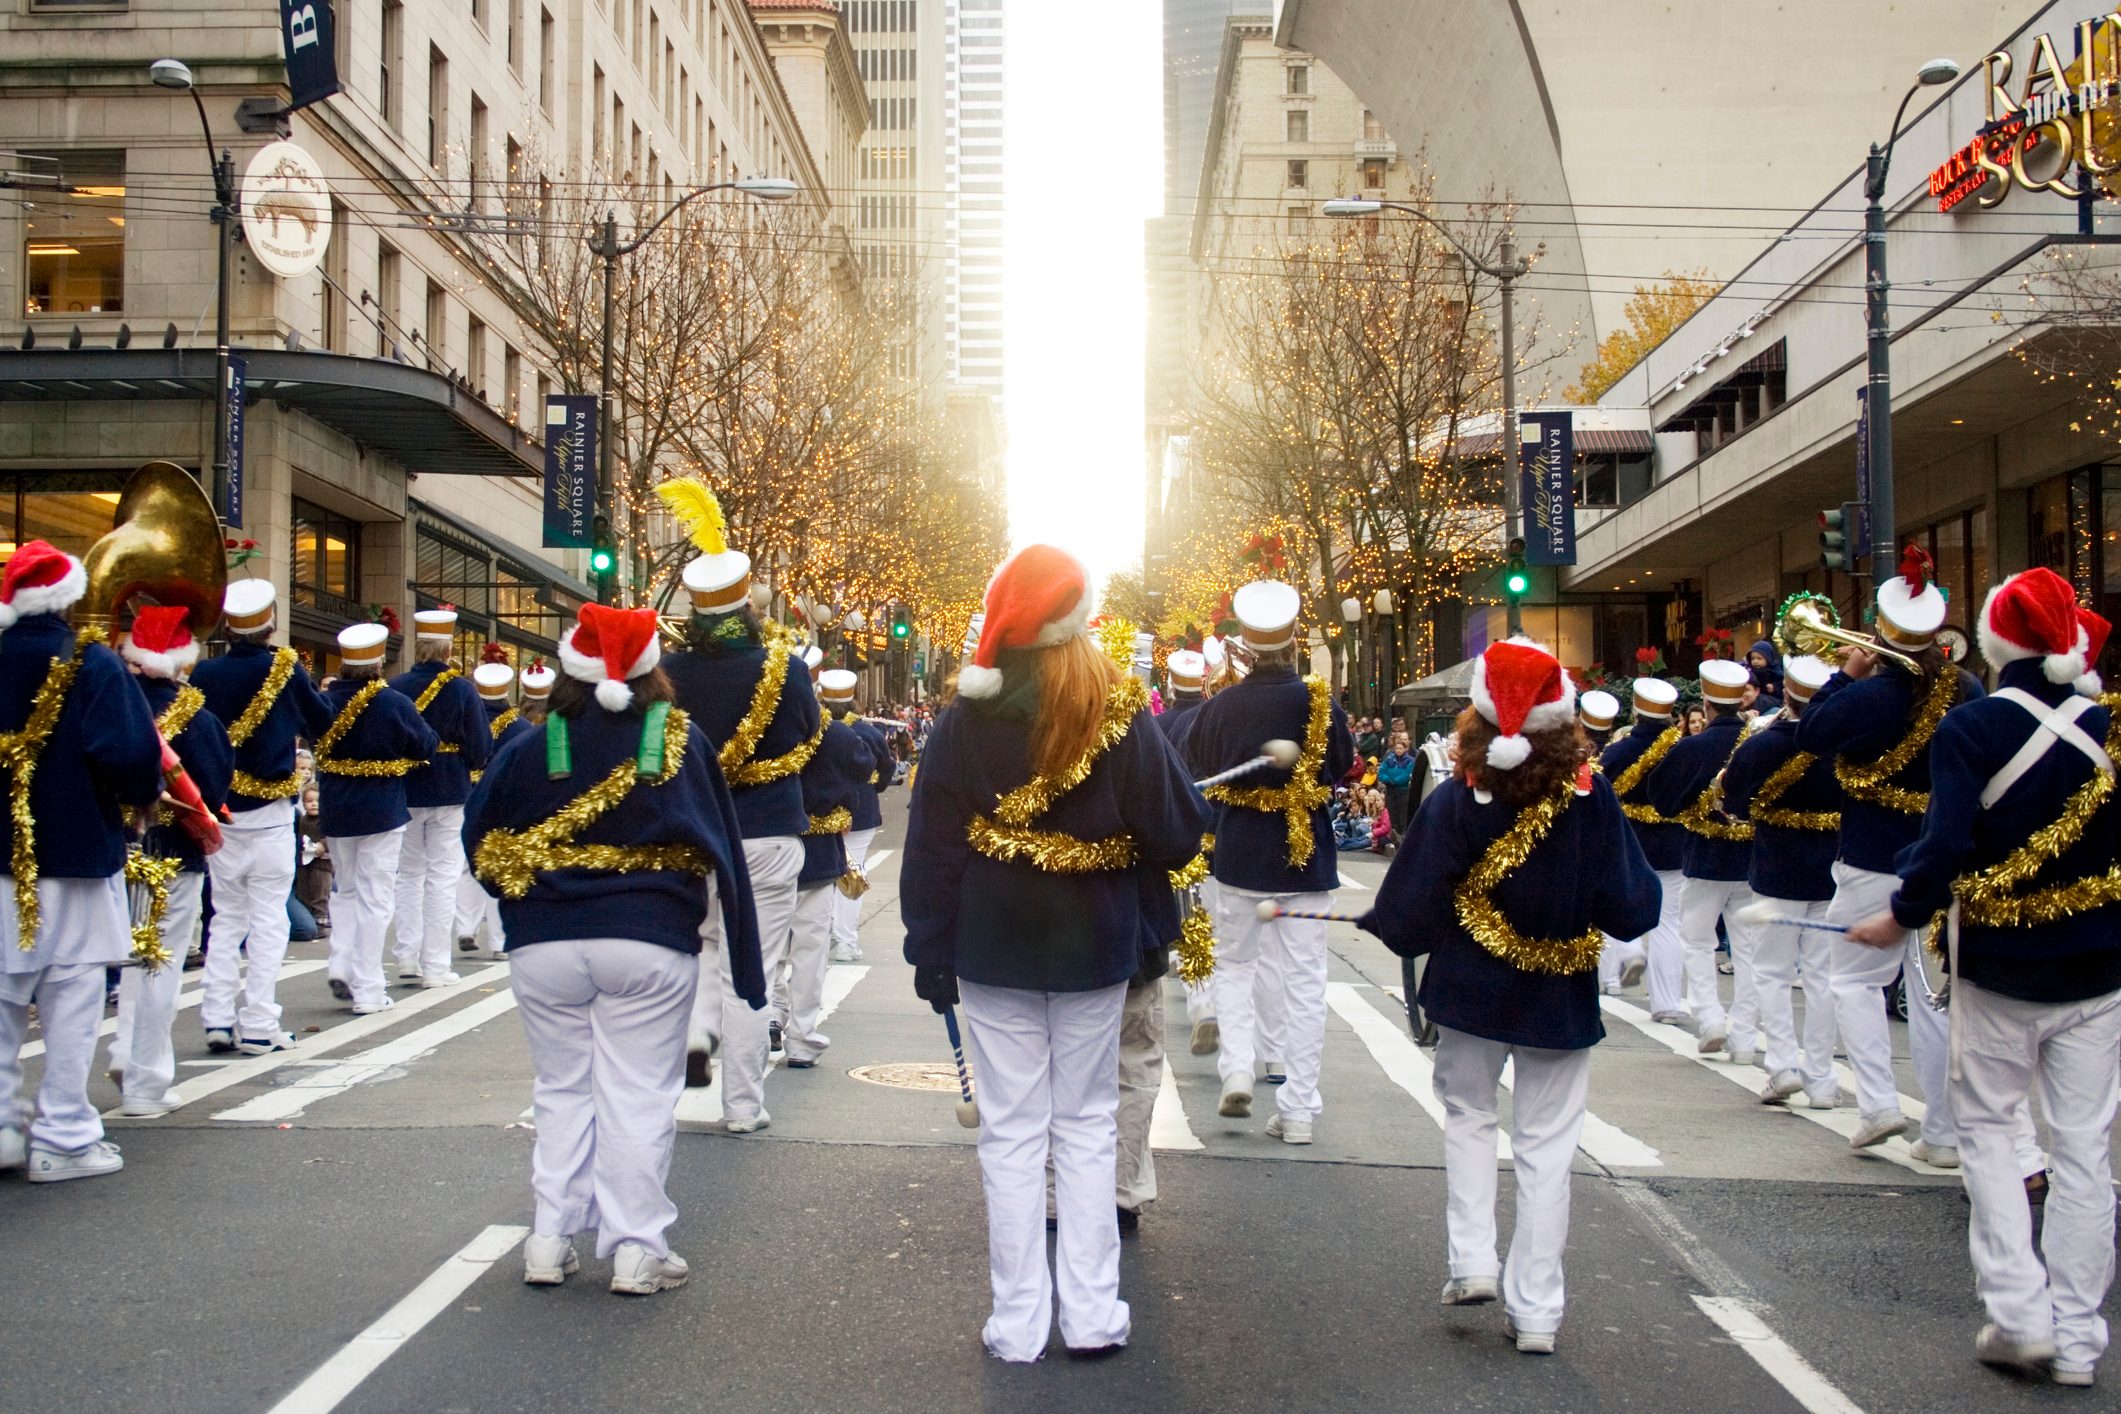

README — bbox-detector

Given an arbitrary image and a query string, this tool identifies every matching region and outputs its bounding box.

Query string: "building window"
[472,0,489,31]
[1360,158,1386,189]
[508,0,524,72]
[1286,110,1308,144]
[428,45,449,167]
[1286,159,1308,191]
[469,94,490,206]
[21,150,124,316]
[0,474,126,561]
[424,280,448,370]
[381,0,405,127]
[376,244,401,355]
[467,316,488,399]
[290,497,362,613]
[1286,64,1308,96]
[539,7,556,113]
[503,344,522,423]
[1285,205,1308,235]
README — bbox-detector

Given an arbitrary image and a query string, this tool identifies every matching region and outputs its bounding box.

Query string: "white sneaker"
[238,1031,296,1057]
[2053,1363,2097,1388]
[420,971,462,989]
[1440,1276,1499,1306]
[828,942,857,963]
[1602,981,1622,996]
[1760,1070,1804,1104]
[1265,1112,1313,1145]
[1188,1019,1220,1056]
[396,958,423,981]
[1218,1084,1252,1118]
[1727,1046,1757,1067]
[609,1243,688,1295]
[1696,1022,1729,1055]
[1505,1317,1557,1355]
[0,1123,24,1170]
[1650,1010,1694,1031]
[203,1026,237,1053]
[351,996,396,1016]
[523,1233,579,1285]
[119,1094,182,1118]
[1975,1322,2056,1373]
[1849,1110,1911,1150]
[27,1139,124,1183]
[1618,956,1647,989]
[1805,1087,1839,1111]
[725,1111,771,1135]
[1910,1140,1961,1169]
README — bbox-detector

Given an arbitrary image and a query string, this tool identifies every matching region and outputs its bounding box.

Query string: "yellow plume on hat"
[654,477,728,556]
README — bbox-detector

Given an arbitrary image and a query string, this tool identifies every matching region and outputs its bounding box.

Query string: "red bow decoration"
[1898,544,1933,595]
[480,641,508,664]
[370,604,402,635]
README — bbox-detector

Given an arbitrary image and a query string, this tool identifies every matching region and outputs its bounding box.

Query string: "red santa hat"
[1979,567,2110,696]
[956,544,1090,700]
[1469,637,1577,771]
[558,603,663,711]
[0,540,87,632]
[122,604,200,678]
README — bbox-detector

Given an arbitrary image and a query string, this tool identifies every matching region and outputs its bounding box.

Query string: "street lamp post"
[1323,197,1531,636]
[150,59,238,523]
[1863,58,1961,590]
[1340,595,1364,712]
[1373,588,1396,708]
[586,176,797,602]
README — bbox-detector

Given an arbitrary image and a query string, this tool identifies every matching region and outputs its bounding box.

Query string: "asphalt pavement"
[1,793,2115,1413]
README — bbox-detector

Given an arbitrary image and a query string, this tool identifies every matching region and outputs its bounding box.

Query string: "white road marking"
[104,965,512,1118]
[863,849,895,871]
[818,964,867,1022]
[1692,1296,1867,1414]
[23,960,330,1062]
[1151,1059,1202,1150]
[266,1223,529,1414]
[213,988,522,1121]
[675,965,871,1128]
[1336,870,1368,891]
[1327,982,1512,1160]
[1598,996,1952,1175]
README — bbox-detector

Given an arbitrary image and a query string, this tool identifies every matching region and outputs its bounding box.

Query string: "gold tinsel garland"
[1612,723,1681,826]
[3,631,95,950]
[414,667,461,713]
[314,682,422,777]
[1452,775,1604,976]
[965,676,1151,874]
[992,676,1150,827]
[804,806,853,835]
[123,850,183,972]
[1672,727,1755,842]
[158,685,205,741]
[1836,668,1957,814]
[474,708,703,898]
[1750,750,1840,831]
[730,716,823,788]
[230,768,303,800]
[1204,675,1332,868]
[1096,617,1136,670]
[720,636,826,786]
[488,707,521,739]
[1168,832,1217,985]
[225,647,296,747]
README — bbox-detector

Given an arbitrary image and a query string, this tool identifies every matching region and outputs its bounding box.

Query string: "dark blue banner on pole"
[279,2,341,112]
[542,394,597,549]
[225,352,246,530]
[1853,387,1873,559]
[1518,411,1575,566]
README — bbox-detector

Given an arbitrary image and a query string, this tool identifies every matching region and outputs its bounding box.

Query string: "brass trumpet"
[1775,592,1920,672]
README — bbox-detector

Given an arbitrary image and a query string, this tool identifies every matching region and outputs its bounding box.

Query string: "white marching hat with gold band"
[413,607,457,641]
[1233,580,1301,653]
[472,662,514,698]
[519,663,555,700]
[1631,676,1678,718]
[224,579,277,634]
[801,645,824,675]
[1782,654,1831,701]
[1578,689,1620,733]
[1875,545,1947,651]
[818,668,857,703]
[337,621,389,667]
[1699,658,1750,706]
[1167,649,1206,692]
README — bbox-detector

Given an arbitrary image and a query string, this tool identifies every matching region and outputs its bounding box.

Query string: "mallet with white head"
[1194,738,1301,792]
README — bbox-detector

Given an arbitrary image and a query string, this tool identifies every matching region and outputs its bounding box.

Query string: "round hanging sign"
[240,140,333,279]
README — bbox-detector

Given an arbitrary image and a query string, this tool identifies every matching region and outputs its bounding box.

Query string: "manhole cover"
[849,1062,962,1093]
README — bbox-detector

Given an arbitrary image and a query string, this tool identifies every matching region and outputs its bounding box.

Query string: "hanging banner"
[225,353,247,530]
[1518,411,1575,566]
[541,395,596,549]
[279,2,341,112]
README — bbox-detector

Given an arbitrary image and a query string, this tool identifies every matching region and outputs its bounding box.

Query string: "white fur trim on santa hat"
[1468,638,1577,771]
[556,624,661,712]
[1487,734,1533,770]
[120,640,199,679]
[958,663,1003,699]
[1032,595,1092,649]
[1976,580,2091,687]
[0,556,86,630]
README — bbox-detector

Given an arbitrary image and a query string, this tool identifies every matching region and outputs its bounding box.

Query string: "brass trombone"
[1775,591,1920,672]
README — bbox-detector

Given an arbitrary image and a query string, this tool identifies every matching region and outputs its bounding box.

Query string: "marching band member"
[1797,548,1978,1152]
[108,605,232,1116]
[1848,568,2120,1385]
[465,603,762,1296]
[1646,660,1761,1059]
[519,659,555,723]
[1597,676,1687,1023]
[389,607,490,988]
[1579,690,1639,997]
[1364,638,1660,1354]
[654,479,818,1124]
[1720,655,1843,1108]
[784,669,872,1067]
[1160,648,1207,740]
[1159,649,1217,1054]
[822,667,894,965]
[455,656,530,957]
[0,542,164,1180]
[903,544,1206,1361]
[190,578,333,1056]
[1185,580,1354,1142]
[319,623,439,1015]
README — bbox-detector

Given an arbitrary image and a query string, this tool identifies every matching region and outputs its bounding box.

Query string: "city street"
[0,793,2102,1414]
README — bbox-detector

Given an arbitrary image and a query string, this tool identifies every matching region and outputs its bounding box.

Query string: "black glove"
[913,964,959,1014]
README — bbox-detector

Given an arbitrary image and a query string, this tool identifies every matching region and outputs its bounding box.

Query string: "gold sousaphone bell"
[80,460,228,636]
[1775,590,1919,672]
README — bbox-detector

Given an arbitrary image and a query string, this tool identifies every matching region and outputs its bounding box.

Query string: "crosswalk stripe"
[1151,1059,1202,1150]
[864,849,895,871]
[1327,982,1513,1161]
[675,963,872,1127]
[1691,1296,1868,1414]
[1598,996,1952,1175]
[21,960,329,1062]
[103,964,512,1118]
[212,988,522,1122]
[1337,870,1368,891]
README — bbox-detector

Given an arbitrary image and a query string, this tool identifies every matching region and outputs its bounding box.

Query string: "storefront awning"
[1449,427,1654,459]
[0,346,542,479]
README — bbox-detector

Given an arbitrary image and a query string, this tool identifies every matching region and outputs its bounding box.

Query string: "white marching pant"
[960,978,1130,1361]
[697,836,802,1123]
[782,882,835,1063]
[1679,876,1757,1040]
[1643,869,1687,1015]
[1954,980,2121,1372]
[451,864,501,950]
[1210,885,1327,1117]
[1597,934,1645,991]
[1749,895,1838,1097]
[393,804,467,978]
[1115,976,1165,1213]
[0,964,110,1153]
[1903,931,1959,1147]
[1824,862,1910,1120]
[511,938,696,1259]
[1432,1026,1591,1335]
[329,829,406,1009]
[111,872,206,1106]
[202,801,297,1038]
[832,826,878,954]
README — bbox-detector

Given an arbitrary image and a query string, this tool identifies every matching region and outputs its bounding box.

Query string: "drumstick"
[942,1005,980,1129]
[1194,739,1301,791]
[1255,900,1368,925]
[1732,901,1849,934]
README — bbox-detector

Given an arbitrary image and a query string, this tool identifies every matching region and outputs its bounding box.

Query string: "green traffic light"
[590,548,614,574]
[1505,570,1529,596]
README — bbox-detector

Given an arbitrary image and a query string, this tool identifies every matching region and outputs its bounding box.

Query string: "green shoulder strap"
[636,701,671,778]
[546,714,572,780]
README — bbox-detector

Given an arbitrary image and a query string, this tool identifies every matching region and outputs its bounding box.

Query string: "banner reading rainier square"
[1519,410,1575,567]
[542,394,597,550]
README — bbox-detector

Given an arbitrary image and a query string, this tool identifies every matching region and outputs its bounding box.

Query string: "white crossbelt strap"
[1980,687,2113,809]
